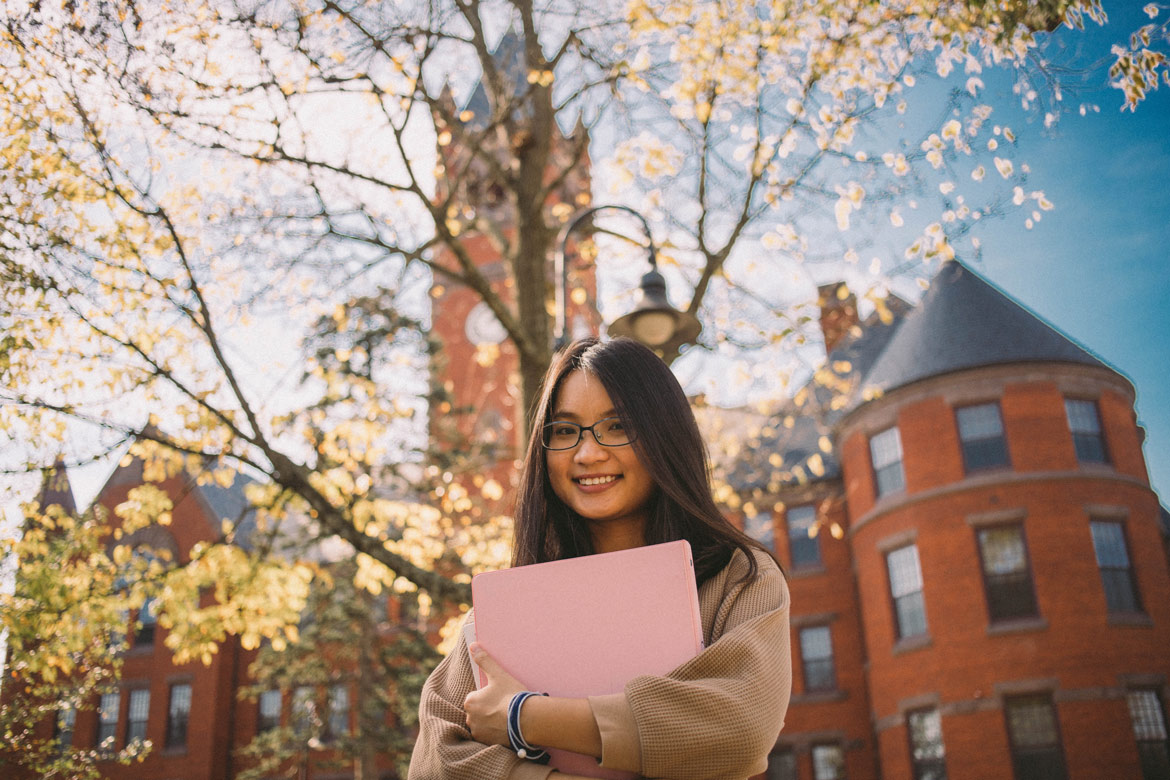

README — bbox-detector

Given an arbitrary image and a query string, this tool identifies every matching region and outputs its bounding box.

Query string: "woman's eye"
[553,424,578,436]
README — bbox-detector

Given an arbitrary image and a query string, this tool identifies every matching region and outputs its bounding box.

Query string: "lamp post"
[554,205,702,358]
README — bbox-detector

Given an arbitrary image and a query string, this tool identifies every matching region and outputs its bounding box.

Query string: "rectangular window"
[976,525,1038,623]
[870,426,905,497]
[127,689,150,744]
[1065,399,1108,463]
[799,625,836,693]
[887,544,927,639]
[1004,694,1068,780]
[812,743,845,780]
[787,505,820,568]
[97,691,120,749]
[957,403,1009,472]
[1090,521,1142,613]
[745,511,775,550]
[1128,689,1170,780]
[258,689,282,733]
[292,686,316,736]
[166,683,192,750]
[54,705,76,755]
[326,684,349,741]
[134,596,158,647]
[766,748,797,780]
[908,708,947,780]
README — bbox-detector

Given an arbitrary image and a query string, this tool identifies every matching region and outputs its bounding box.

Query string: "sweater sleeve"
[589,550,791,780]
[407,613,557,780]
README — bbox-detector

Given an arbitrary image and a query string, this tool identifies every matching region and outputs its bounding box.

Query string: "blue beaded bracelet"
[507,691,550,762]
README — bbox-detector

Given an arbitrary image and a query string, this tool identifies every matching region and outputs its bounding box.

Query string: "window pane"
[909,708,947,780]
[1005,695,1068,780]
[766,749,798,780]
[958,404,1004,438]
[800,626,835,692]
[871,427,905,497]
[97,691,120,748]
[787,505,820,567]
[292,686,315,735]
[979,527,1027,575]
[135,597,158,646]
[127,689,149,743]
[963,437,1010,471]
[895,591,928,638]
[1065,400,1107,463]
[1137,743,1170,780]
[1007,696,1059,748]
[876,462,906,496]
[328,684,348,740]
[1090,522,1130,567]
[985,573,1039,622]
[871,427,903,468]
[888,545,924,598]
[1101,570,1141,613]
[1129,690,1169,741]
[800,625,832,659]
[978,526,1038,622]
[1090,522,1141,613]
[958,404,1009,471]
[812,744,845,780]
[258,689,282,733]
[167,684,191,749]
[1065,399,1101,433]
[745,511,775,549]
[55,706,76,754]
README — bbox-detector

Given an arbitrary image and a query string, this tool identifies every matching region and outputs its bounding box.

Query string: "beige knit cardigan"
[407,548,791,780]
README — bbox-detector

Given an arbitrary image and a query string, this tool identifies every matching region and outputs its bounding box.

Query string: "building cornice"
[850,469,1155,536]
[838,362,1135,444]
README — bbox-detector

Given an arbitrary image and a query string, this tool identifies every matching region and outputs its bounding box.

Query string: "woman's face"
[546,370,656,548]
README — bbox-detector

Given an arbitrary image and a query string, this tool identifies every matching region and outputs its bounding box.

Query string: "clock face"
[464,301,508,346]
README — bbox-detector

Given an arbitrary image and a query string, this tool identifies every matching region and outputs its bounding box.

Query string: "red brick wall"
[776,495,877,777]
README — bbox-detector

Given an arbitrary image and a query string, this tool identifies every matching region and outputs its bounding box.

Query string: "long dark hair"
[512,337,778,586]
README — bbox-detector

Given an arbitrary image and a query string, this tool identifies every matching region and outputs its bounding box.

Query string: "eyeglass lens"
[542,417,632,450]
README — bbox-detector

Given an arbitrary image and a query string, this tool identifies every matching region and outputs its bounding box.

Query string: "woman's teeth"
[578,475,617,486]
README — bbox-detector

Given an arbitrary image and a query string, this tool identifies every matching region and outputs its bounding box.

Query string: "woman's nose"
[573,432,609,462]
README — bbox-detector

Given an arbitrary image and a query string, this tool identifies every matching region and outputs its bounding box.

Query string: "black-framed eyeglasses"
[541,417,636,450]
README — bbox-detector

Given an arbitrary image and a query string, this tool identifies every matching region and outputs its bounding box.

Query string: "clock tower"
[429,32,597,520]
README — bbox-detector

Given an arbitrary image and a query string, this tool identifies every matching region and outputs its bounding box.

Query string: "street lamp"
[554,205,702,357]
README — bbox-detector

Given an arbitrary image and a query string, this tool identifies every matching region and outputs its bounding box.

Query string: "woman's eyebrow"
[549,408,617,421]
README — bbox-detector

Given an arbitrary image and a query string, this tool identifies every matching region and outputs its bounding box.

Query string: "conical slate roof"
[461,30,528,129]
[35,460,76,515]
[861,260,1111,396]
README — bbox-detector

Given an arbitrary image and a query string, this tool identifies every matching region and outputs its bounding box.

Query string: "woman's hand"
[463,643,526,747]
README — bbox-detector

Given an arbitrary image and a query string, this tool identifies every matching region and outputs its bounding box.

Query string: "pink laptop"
[470,539,704,779]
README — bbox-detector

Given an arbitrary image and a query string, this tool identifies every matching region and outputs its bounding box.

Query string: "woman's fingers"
[469,643,520,688]
[462,644,518,746]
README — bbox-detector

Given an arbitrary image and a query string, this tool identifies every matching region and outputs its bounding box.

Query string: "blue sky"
[970,3,1170,504]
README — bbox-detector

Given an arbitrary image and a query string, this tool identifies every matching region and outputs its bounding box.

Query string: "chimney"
[817,282,859,355]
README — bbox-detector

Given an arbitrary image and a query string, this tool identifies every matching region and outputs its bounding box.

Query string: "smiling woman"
[408,338,791,780]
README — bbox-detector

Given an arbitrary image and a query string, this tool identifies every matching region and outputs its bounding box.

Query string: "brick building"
[727,260,1170,780]
[22,454,421,780]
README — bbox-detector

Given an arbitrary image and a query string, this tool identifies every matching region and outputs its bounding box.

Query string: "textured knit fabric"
[407,548,791,780]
